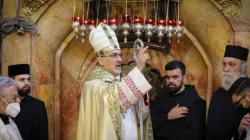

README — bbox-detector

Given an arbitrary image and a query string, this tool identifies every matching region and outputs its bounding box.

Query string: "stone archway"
[55,26,212,139]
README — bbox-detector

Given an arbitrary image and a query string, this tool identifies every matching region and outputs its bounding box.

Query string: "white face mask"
[1,97,21,118]
[6,103,21,118]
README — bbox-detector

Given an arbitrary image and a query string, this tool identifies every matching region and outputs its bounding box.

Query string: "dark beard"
[167,80,184,95]
[18,86,31,97]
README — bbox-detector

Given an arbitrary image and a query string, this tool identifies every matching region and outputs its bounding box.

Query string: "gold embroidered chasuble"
[77,65,154,140]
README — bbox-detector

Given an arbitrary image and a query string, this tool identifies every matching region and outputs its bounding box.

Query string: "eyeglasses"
[234,79,247,107]
[235,94,246,107]
[102,53,123,58]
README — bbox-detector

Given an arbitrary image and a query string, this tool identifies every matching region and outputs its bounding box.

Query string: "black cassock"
[12,95,48,140]
[206,87,246,140]
[150,85,206,140]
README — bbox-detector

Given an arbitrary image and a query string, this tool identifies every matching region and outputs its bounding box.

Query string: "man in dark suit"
[8,64,48,140]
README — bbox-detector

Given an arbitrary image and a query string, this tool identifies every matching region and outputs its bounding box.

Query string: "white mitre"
[89,22,120,57]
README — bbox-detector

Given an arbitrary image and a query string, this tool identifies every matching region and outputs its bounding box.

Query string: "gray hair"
[0,76,16,96]
[240,60,248,76]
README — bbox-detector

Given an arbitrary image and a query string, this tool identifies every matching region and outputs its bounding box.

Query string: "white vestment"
[0,117,22,140]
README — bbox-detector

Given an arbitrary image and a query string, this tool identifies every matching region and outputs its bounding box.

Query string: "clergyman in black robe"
[150,60,206,140]
[206,45,249,140]
[8,64,48,140]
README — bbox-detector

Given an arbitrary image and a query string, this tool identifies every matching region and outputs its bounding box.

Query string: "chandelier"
[0,0,37,36]
[71,0,184,43]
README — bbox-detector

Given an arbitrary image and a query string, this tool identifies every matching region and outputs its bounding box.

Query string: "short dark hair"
[230,78,250,96]
[165,60,186,75]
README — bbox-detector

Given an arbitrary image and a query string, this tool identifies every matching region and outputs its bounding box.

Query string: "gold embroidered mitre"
[89,22,120,57]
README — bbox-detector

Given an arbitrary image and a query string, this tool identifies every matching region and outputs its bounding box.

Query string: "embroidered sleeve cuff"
[127,67,152,94]
[118,67,152,110]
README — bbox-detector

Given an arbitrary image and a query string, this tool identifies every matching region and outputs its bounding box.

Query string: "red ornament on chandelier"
[96,19,108,24]
[109,18,118,24]
[89,20,96,25]
[102,19,108,24]
[167,20,172,25]
[109,18,119,31]
[157,19,166,25]
[177,20,184,26]
[73,16,80,21]
[87,20,96,32]
[79,19,91,25]
[168,20,177,25]
[122,15,131,23]
[172,20,177,26]
[134,18,143,24]
[79,19,84,25]
[146,19,155,24]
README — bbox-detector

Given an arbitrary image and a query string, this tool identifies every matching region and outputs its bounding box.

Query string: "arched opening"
[55,27,212,139]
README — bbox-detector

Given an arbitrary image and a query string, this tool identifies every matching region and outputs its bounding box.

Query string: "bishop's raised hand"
[136,46,150,71]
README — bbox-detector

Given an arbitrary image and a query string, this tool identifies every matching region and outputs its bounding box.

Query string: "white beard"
[221,72,243,91]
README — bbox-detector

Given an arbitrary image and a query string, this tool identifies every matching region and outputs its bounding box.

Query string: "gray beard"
[221,72,243,91]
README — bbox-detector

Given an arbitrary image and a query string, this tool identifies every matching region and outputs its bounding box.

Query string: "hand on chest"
[163,96,191,112]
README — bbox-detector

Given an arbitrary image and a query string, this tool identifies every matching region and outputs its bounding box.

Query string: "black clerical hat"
[224,45,249,61]
[8,64,30,77]
[228,77,248,96]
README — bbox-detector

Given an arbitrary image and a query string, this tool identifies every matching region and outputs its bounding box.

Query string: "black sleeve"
[183,98,206,140]
[37,102,48,140]
[150,98,169,129]
[232,130,246,140]
[150,107,169,129]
